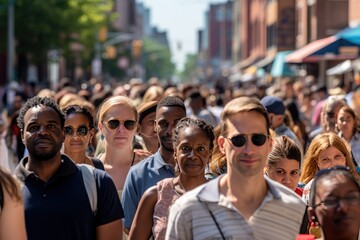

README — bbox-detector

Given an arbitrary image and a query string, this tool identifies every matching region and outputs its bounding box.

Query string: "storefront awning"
[271,51,296,77]
[285,36,337,63]
[286,26,360,64]
[326,60,352,75]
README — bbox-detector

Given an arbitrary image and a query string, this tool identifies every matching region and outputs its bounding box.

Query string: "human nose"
[282,174,291,184]
[38,126,49,135]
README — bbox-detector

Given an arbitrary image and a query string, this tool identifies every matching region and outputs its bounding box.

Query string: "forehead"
[104,104,136,119]
[156,106,185,120]
[24,105,60,124]
[65,112,90,124]
[226,111,268,134]
[318,146,343,157]
[317,174,357,196]
[178,127,206,139]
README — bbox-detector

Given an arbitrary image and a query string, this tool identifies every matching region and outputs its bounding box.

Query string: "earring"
[309,216,321,238]
[100,134,104,141]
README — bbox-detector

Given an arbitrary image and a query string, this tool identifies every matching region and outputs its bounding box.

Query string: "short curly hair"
[172,117,215,151]
[17,96,65,130]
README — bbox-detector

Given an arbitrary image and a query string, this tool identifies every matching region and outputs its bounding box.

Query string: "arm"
[0,185,27,240]
[96,219,122,240]
[128,186,158,240]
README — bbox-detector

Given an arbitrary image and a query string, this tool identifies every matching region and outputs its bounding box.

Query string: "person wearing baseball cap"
[261,96,300,144]
[137,101,159,154]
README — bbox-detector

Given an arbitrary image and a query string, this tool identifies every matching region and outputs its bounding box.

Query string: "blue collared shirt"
[122,150,175,228]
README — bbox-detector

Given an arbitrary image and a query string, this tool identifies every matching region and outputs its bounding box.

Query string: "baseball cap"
[260,96,285,115]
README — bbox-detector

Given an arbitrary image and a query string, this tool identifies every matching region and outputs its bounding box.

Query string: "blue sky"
[139,0,227,71]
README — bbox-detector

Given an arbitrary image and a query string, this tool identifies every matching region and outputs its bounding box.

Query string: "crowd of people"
[0,76,359,240]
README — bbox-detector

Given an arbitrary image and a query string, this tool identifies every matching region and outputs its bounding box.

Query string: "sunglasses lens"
[64,127,74,136]
[77,126,88,136]
[231,135,246,147]
[107,120,120,129]
[252,134,267,146]
[124,120,136,130]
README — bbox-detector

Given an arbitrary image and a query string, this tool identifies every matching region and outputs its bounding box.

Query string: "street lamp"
[7,0,15,83]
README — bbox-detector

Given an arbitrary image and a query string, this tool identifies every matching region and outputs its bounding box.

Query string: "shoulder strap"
[79,164,98,215]
[0,181,3,210]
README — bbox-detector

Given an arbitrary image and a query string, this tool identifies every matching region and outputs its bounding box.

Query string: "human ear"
[218,136,226,154]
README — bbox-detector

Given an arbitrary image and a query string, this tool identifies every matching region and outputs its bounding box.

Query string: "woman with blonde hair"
[300,132,359,204]
[97,96,149,198]
[0,168,27,240]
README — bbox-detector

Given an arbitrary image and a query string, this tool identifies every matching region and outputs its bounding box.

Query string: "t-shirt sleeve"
[95,170,124,226]
[165,201,191,240]
[121,167,139,229]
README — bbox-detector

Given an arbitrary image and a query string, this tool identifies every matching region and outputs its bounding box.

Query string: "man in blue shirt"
[14,96,123,240]
[122,96,186,234]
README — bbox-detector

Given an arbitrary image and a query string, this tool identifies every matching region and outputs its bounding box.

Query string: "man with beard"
[122,96,186,234]
[14,96,124,240]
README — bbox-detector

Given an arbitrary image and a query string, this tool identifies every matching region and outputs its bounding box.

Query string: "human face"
[64,113,93,154]
[21,105,64,161]
[139,112,157,141]
[175,127,212,177]
[267,158,300,191]
[155,106,186,152]
[336,109,355,139]
[312,175,360,240]
[317,146,346,169]
[325,104,343,132]
[218,111,272,177]
[100,105,137,148]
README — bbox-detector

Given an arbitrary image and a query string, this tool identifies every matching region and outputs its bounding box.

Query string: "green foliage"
[143,37,175,80]
[0,0,113,62]
[179,53,197,82]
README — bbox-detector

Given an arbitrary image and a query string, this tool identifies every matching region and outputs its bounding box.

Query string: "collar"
[14,154,78,182]
[197,175,282,203]
[153,150,172,170]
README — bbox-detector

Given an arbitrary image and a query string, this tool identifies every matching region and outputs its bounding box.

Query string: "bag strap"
[197,197,226,240]
[79,164,97,215]
[0,181,3,210]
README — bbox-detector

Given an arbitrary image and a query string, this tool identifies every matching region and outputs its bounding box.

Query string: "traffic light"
[98,27,108,42]
[132,40,143,58]
[106,46,116,59]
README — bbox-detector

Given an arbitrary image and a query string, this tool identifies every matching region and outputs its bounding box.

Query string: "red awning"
[285,36,337,63]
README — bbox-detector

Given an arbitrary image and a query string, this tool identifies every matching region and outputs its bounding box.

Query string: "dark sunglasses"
[105,119,136,130]
[226,133,268,147]
[326,112,335,118]
[64,125,89,136]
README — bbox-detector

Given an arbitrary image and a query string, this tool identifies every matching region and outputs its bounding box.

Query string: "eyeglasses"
[64,125,89,136]
[313,192,360,209]
[104,119,136,130]
[225,133,269,147]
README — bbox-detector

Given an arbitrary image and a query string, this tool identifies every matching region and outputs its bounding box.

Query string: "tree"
[179,53,197,82]
[0,0,114,81]
[143,37,175,80]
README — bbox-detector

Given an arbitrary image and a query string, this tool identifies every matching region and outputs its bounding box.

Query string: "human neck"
[159,147,175,166]
[66,151,87,164]
[178,174,207,191]
[26,154,62,182]
[220,172,268,219]
[102,146,134,166]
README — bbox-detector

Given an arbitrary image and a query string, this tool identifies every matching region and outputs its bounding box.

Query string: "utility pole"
[7,0,15,83]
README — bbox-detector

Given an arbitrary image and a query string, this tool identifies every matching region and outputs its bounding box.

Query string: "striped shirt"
[165,176,306,240]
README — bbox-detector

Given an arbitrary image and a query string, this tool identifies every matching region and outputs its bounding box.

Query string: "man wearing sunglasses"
[166,97,306,240]
[122,96,186,234]
[14,96,124,240]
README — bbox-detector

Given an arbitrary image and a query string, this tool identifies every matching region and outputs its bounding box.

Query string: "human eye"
[158,120,169,128]
[197,146,206,152]
[290,170,299,176]
[48,123,57,129]
[27,125,39,132]
[334,154,344,160]
[320,158,330,163]
[345,192,360,204]
[180,145,190,152]
[276,169,285,175]
[323,197,338,207]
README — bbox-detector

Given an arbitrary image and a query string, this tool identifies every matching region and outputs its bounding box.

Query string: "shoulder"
[266,177,305,206]
[91,157,105,170]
